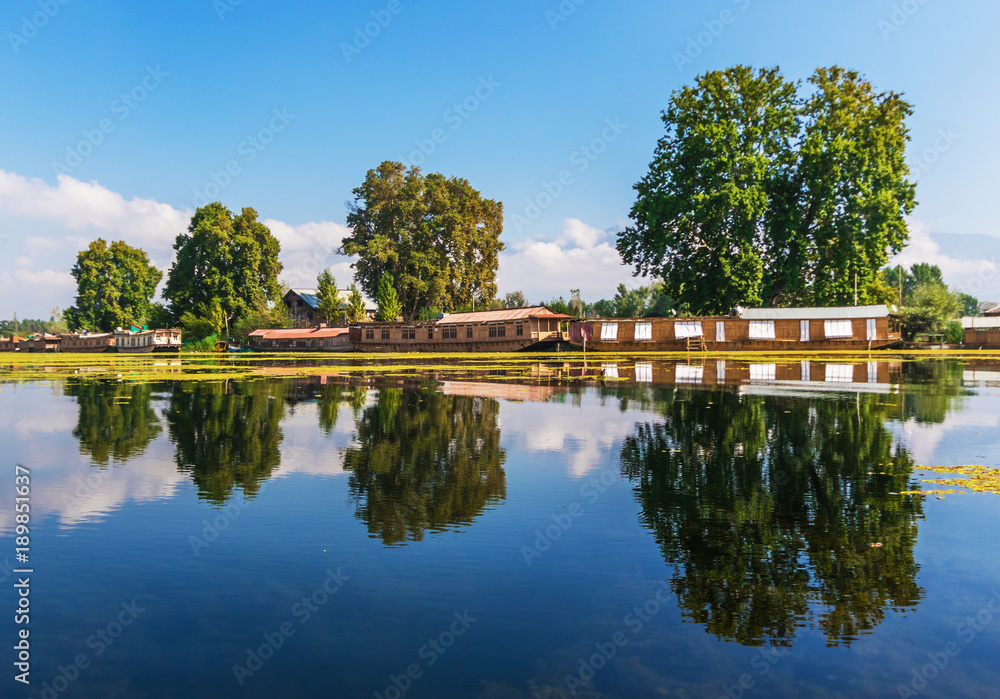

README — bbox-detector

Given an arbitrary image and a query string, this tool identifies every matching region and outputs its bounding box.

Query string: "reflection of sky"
[890,387,1000,466]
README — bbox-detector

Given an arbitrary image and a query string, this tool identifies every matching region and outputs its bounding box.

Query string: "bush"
[944,321,964,344]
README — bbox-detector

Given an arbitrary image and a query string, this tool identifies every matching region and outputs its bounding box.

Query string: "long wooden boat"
[570,305,901,352]
[348,306,571,352]
[114,328,183,353]
[60,333,115,352]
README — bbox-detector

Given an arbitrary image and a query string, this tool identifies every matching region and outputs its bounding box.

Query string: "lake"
[2,355,999,698]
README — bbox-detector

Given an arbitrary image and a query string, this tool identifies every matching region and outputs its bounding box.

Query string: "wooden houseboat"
[570,305,900,352]
[0,335,25,351]
[114,328,183,353]
[19,333,62,352]
[348,306,571,352]
[248,326,353,351]
[962,316,1000,349]
[60,332,115,352]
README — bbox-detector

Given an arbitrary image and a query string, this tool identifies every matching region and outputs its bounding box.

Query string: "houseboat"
[348,306,572,352]
[570,305,900,352]
[60,332,115,352]
[248,326,353,351]
[114,328,183,353]
[0,335,25,352]
[962,316,1000,349]
[19,333,62,352]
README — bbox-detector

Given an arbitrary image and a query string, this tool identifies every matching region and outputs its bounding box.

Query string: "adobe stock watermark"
[374,610,477,699]
[878,0,932,39]
[909,127,959,180]
[521,466,618,566]
[232,567,350,686]
[564,580,670,695]
[546,0,586,31]
[8,0,71,53]
[403,75,500,168]
[51,66,168,176]
[896,588,1000,698]
[511,118,627,234]
[673,0,751,72]
[341,0,407,63]
[37,600,146,699]
[188,484,266,556]
[190,107,295,207]
[214,0,243,21]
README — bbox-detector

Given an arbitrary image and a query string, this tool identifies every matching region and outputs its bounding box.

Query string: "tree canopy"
[66,239,162,331]
[163,203,283,331]
[618,66,916,314]
[341,161,504,320]
[315,269,342,324]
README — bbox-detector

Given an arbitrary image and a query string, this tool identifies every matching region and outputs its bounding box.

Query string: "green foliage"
[144,303,174,330]
[180,299,228,341]
[944,321,964,344]
[65,239,162,332]
[164,203,283,330]
[341,161,504,319]
[901,284,961,339]
[957,293,981,317]
[231,299,293,342]
[585,282,675,318]
[346,285,367,323]
[315,270,342,325]
[181,334,221,352]
[376,273,402,321]
[503,291,527,309]
[619,66,916,313]
[417,306,442,321]
[65,381,162,465]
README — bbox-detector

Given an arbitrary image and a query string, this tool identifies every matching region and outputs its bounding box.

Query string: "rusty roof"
[251,327,349,339]
[436,306,567,324]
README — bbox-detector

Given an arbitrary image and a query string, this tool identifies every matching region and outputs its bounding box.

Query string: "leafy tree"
[956,293,981,317]
[163,203,283,332]
[901,284,961,339]
[315,269,342,325]
[619,66,915,313]
[66,239,162,331]
[346,284,367,323]
[341,161,504,319]
[66,381,163,465]
[231,298,293,342]
[503,290,528,309]
[376,273,402,321]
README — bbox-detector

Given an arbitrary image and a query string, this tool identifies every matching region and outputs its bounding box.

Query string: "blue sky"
[2,0,999,319]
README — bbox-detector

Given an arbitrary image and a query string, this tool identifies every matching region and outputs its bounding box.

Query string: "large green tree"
[340,161,504,319]
[315,269,342,325]
[619,66,916,314]
[66,239,162,331]
[163,203,283,332]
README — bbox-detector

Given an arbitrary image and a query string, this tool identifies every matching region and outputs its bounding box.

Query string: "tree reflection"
[166,380,286,504]
[66,381,163,465]
[621,390,924,646]
[343,388,507,545]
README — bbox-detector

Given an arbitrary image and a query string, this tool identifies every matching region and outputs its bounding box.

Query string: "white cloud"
[497,218,639,302]
[891,221,998,291]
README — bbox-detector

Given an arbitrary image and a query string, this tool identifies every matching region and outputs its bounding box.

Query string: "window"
[801,361,811,382]
[428,328,434,340]
[634,323,652,341]
[466,325,473,338]
[600,323,619,341]
[749,364,776,381]
[674,321,703,339]
[381,328,390,340]
[866,319,878,341]
[825,364,854,383]
[748,321,776,340]
[489,324,507,338]
[402,327,415,340]
[868,361,879,383]
[635,363,653,383]
[716,322,726,343]
[365,328,374,340]
[516,323,524,336]
[800,320,810,342]
[601,363,619,378]
[824,320,853,339]
[443,326,457,339]
[716,360,727,383]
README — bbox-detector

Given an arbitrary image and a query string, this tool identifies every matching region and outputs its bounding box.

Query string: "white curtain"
[750,363,777,381]
[748,321,775,340]
[716,322,726,342]
[674,321,703,339]
[824,320,854,339]
[635,363,653,383]
[601,323,618,341]
[601,363,619,378]
[825,364,854,383]
[675,365,704,384]
[634,323,652,341]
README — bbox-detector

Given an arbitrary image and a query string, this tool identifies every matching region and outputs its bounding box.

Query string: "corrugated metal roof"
[985,306,1000,316]
[962,316,1000,329]
[436,306,563,324]
[287,288,376,311]
[742,305,890,320]
[253,327,349,339]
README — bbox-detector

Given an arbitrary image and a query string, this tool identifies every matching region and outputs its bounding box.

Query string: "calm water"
[2,357,999,698]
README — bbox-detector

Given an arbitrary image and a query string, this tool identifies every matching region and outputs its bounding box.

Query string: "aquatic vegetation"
[901,464,1000,497]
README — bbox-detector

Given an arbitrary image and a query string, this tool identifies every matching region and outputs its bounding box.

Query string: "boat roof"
[742,305,890,320]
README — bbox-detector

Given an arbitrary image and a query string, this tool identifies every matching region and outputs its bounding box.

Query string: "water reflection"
[165,380,287,504]
[64,381,163,465]
[621,389,925,646]
[342,388,507,545]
